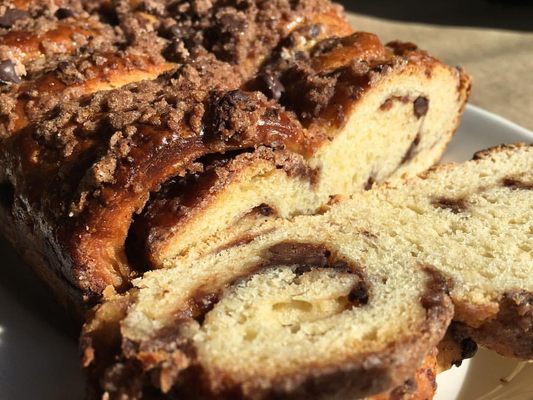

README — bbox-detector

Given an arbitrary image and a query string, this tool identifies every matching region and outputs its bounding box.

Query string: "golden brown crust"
[459,291,533,360]
[0,53,174,137]
[371,348,438,400]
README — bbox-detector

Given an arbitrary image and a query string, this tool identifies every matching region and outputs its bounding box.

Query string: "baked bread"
[81,144,532,399]
[0,0,470,312]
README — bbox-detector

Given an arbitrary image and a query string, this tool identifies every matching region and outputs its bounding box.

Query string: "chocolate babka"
[82,144,532,399]
[0,0,470,315]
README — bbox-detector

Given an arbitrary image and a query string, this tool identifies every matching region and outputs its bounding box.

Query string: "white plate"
[0,105,532,400]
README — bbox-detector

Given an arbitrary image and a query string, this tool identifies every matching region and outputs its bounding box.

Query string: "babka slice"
[82,144,532,399]
[137,35,470,268]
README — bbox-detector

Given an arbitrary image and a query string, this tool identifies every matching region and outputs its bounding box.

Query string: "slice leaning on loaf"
[131,33,471,269]
[82,144,532,399]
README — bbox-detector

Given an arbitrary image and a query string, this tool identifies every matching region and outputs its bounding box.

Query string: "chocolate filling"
[125,150,251,271]
[266,242,331,267]
[432,197,467,214]
[447,323,478,367]
[501,177,533,191]
[265,242,370,307]
[420,267,450,311]
[413,97,429,119]
[178,242,371,326]
[365,176,375,191]
[255,73,285,100]
[348,282,370,307]
[379,95,410,111]
[401,133,421,165]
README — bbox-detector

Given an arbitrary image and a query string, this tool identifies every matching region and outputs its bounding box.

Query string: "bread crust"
[460,291,533,360]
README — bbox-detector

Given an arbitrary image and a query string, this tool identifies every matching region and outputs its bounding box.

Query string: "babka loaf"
[81,144,532,399]
[0,0,470,312]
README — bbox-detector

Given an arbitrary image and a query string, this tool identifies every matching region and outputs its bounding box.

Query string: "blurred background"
[338,0,533,130]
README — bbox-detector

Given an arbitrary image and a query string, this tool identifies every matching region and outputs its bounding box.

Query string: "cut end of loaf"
[82,242,453,400]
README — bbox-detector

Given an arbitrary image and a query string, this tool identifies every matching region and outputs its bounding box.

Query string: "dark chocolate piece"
[420,268,450,310]
[266,242,330,267]
[257,204,275,217]
[459,337,478,361]
[432,197,467,214]
[0,60,21,84]
[348,282,369,306]
[55,8,75,20]
[413,96,429,119]
[502,177,533,191]
[365,176,375,191]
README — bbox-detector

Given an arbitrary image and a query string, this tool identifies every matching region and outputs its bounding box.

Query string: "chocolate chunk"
[0,8,28,28]
[348,282,369,306]
[0,60,21,84]
[257,73,285,100]
[460,337,478,360]
[364,176,375,191]
[502,177,533,190]
[192,291,219,324]
[55,8,75,20]
[448,323,478,367]
[329,260,353,273]
[420,268,450,310]
[257,203,274,217]
[432,197,467,214]
[379,98,394,111]
[294,265,313,276]
[266,242,330,267]
[414,96,429,119]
